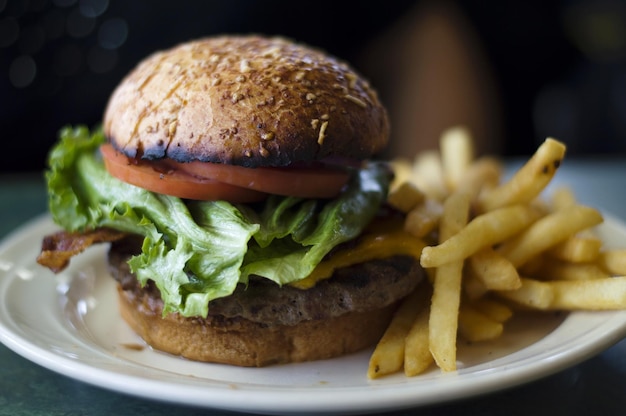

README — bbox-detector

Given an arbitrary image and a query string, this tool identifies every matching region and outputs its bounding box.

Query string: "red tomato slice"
[175,159,350,198]
[100,144,267,202]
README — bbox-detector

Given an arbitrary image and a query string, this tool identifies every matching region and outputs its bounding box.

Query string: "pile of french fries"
[368,127,626,379]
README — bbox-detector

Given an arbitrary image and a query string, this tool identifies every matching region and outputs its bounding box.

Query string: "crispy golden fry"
[456,156,503,201]
[458,304,504,342]
[534,260,610,281]
[597,249,626,275]
[550,186,577,211]
[517,254,546,277]
[468,247,521,290]
[440,126,474,191]
[429,192,470,372]
[388,182,426,213]
[548,277,626,310]
[547,236,603,263]
[463,270,489,300]
[404,286,434,377]
[498,205,604,268]
[367,285,428,379]
[411,150,448,201]
[429,262,463,371]
[469,298,514,323]
[404,309,432,376]
[420,204,541,268]
[404,198,443,238]
[439,193,471,241]
[389,159,413,191]
[496,277,554,310]
[478,138,566,212]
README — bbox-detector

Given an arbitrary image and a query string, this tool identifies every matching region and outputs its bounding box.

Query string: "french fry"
[411,150,448,201]
[547,235,603,263]
[463,269,488,300]
[534,260,610,281]
[438,192,471,240]
[496,277,554,310]
[468,247,521,290]
[428,191,470,372]
[388,182,426,213]
[456,156,503,200]
[367,284,428,379]
[389,159,413,191]
[404,309,432,376]
[517,253,546,277]
[597,249,626,275]
[498,205,604,268]
[458,304,504,342]
[469,297,514,323]
[420,204,541,268]
[440,126,474,191]
[404,286,434,377]
[404,198,443,238]
[429,261,464,372]
[550,186,577,211]
[548,277,626,310]
[478,138,566,212]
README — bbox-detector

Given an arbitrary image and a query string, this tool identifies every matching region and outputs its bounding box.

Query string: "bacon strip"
[37,228,127,273]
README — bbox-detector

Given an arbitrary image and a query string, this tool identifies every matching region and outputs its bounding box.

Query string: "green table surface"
[1,159,626,416]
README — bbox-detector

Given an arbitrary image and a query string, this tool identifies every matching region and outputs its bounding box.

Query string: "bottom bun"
[117,285,399,367]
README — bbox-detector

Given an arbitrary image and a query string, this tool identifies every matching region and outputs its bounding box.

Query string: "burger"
[37,35,425,367]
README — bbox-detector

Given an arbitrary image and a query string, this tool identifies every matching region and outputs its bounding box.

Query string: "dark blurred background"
[1,0,625,173]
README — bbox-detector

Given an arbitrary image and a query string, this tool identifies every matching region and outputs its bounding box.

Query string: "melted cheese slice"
[290,225,427,290]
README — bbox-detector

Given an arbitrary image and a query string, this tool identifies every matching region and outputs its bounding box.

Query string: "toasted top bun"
[103,35,390,167]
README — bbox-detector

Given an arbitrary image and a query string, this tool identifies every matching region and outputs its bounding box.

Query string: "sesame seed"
[240,59,251,72]
[346,73,358,89]
[344,94,367,108]
[318,121,328,145]
[263,46,281,58]
[259,144,270,158]
[231,92,244,103]
[167,120,177,137]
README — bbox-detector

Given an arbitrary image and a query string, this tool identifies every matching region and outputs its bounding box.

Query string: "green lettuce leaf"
[46,126,391,317]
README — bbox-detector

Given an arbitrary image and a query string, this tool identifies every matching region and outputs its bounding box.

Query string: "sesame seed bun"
[103,35,390,167]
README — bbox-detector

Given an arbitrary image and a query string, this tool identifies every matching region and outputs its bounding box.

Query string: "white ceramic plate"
[1,214,626,415]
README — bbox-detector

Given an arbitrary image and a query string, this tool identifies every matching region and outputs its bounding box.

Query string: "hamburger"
[37,35,425,367]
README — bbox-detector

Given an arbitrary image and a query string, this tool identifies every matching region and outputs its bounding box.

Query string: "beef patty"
[107,236,424,327]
